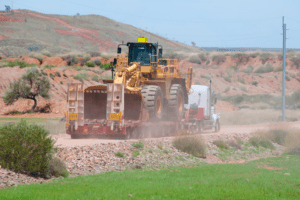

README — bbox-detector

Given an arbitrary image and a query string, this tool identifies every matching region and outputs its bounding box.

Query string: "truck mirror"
[113,58,117,65]
[117,47,121,54]
[159,49,162,58]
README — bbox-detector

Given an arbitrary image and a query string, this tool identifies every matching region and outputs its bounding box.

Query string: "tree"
[3,68,51,111]
[191,41,196,46]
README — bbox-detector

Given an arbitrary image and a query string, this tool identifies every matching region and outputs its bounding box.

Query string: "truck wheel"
[214,120,220,132]
[141,85,164,121]
[168,84,185,120]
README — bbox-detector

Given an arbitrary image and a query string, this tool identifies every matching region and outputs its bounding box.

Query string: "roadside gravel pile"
[0,131,285,189]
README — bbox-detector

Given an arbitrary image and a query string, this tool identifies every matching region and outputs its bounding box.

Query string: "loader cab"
[117,39,162,66]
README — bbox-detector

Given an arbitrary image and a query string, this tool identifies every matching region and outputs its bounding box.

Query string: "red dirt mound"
[42,57,67,67]
[20,56,40,65]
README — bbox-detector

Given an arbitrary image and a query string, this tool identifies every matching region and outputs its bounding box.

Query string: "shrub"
[29,53,43,63]
[131,141,144,149]
[131,150,140,157]
[48,157,69,178]
[83,55,91,62]
[189,55,201,64]
[49,73,55,80]
[42,51,51,57]
[7,60,34,68]
[268,129,288,145]
[252,81,258,86]
[100,63,111,70]
[212,55,226,64]
[92,59,101,66]
[224,87,230,93]
[286,75,290,81]
[244,65,253,73]
[254,64,274,73]
[62,55,78,66]
[86,61,96,67]
[206,60,210,65]
[73,73,91,82]
[44,65,56,69]
[249,136,275,149]
[291,56,300,69]
[0,120,57,178]
[237,77,245,84]
[173,131,206,158]
[260,53,272,64]
[227,140,242,149]
[198,53,207,61]
[55,71,61,77]
[250,52,260,58]
[239,86,247,92]
[232,95,244,104]
[60,81,63,85]
[115,151,125,158]
[223,76,231,83]
[92,75,99,82]
[63,73,68,77]
[157,143,163,150]
[232,53,249,64]
[89,52,101,57]
[213,140,229,150]
[163,52,187,60]
[201,75,210,79]
[230,64,239,72]
[274,66,283,72]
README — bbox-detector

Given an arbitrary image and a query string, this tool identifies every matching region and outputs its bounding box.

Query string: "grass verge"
[1,155,300,199]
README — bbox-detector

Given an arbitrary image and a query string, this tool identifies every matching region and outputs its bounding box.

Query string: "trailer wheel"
[141,85,164,121]
[214,120,220,132]
[168,84,185,120]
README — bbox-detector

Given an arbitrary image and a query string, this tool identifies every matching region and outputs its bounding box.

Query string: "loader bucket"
[84,85,108,120]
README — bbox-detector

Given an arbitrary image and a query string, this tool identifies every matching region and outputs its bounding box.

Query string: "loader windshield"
[127,43,157,66]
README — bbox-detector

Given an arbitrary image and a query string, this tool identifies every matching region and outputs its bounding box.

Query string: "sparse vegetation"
[239,86,247,92]
[227,140,242,149]
[252,81,258,86]
[55,71,61,77]
[73,73,91,82]
[254,64,274,73]
[291,56,300,69]
[4,60,35,68]
[201,75,210,79]
[44,65,57,69]
[224,87,230,93]
[92,75,99,82]
[92,59,101,66]
[99,63,111,70]
[212,55,226,65]
[259,52,272,64]
[248,136,275,149]
[131,150,140,157]
[274,65,282,72]
[173,131,206,158]
[48,157,69,178]
[114,151,125,158]
[131,141,144,149]
[49,73,55,80]
[198,53,207,62]
[223,76,231,83]
[189,55,201,64]
[206,60,210,65]
[243,65,253,73]
[237,77,245,84]
[213,140,229,150]
[85,61,96,67]
[89,52,101,57]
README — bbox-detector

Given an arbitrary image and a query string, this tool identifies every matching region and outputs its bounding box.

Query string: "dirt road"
[53,121,300,147]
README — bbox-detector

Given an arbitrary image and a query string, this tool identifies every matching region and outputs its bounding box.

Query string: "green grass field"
[0,155,299,199]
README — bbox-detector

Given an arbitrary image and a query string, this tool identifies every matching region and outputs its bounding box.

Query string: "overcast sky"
[1,0,300,48]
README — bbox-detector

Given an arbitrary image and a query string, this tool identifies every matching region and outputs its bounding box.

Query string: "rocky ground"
[0,131,285,189]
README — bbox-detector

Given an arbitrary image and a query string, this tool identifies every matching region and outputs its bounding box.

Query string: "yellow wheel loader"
[66,38,193,139]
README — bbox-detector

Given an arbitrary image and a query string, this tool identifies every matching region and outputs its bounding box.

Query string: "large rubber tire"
[168,84,185,120]
[141,85,164,121]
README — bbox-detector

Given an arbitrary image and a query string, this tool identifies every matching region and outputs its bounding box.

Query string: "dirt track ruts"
[53,121,300,147]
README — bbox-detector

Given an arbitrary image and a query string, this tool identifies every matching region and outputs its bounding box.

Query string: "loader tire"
[141,85,164,121]
[168,84,185,120]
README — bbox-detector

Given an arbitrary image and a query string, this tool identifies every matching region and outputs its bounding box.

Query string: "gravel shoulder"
[1,122,299,189]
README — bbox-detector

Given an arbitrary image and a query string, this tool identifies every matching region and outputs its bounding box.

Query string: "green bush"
[223,76,231,83]
[249,137,275,149]
[100,63,111,70]
[55,71,61,77]
[213,140,229,150]
[131,141,144,149]
[131,150,140,157]
[212,55,226,64]
[260,53,272,64]
[60,81,63,85]
[7,60,34,68]
[198,53,207,62]
[115,151,125,158]
[48,157,69,178]
[92,75,99,82]
[189,55,201,64]
[86,61,96,67]
[254,64,274,73]
[0,120,57,178]
[44,65,56,69]
[92,59,101,66]
[49,73,55,80]
[252,81,258,86]
[173,135,206,158]
[244,65,253,73]
[73,73,91,82]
